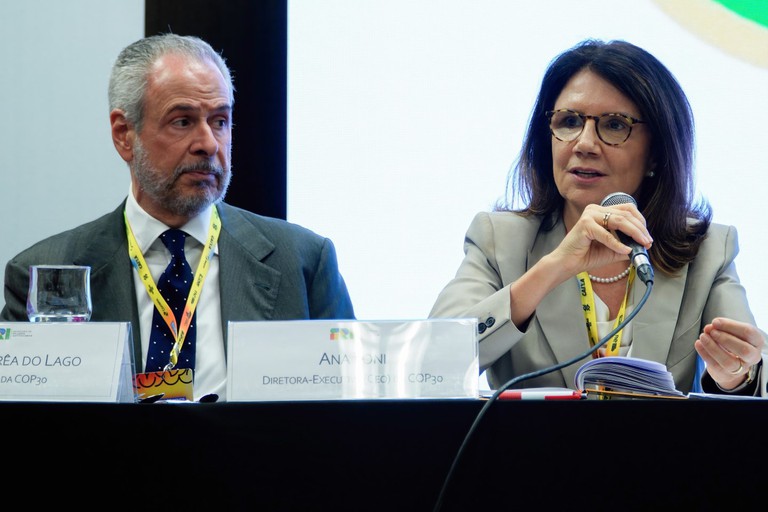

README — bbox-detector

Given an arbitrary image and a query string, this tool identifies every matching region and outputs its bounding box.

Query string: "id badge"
[134,368,194,402]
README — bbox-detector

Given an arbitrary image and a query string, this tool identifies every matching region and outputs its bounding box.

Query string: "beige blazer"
[430,211,762,394]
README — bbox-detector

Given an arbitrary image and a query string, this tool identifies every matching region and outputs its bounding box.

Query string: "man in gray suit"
[1,34,355,401]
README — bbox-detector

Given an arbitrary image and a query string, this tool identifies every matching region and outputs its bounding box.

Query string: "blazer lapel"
[529,221,590,386]
[523,218,686,386]
[629,266,687,365]
[77,203,142,366]
[216,204,282,332]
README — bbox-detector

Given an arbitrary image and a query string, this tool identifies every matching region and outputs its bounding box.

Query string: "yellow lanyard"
[124,207,221,370]
[577,266,636,358]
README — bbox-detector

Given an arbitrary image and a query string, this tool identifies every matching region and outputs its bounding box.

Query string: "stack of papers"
[574,356,685,398]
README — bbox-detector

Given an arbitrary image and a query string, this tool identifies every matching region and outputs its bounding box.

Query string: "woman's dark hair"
[497,39,711,275]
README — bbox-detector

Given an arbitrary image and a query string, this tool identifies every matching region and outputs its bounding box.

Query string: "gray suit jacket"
[1,201,355,369]
[430,211,759,394]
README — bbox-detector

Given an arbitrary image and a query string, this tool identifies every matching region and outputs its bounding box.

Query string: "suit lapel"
[525,218,686,384]
[216,204,282,331]
[629,266,687,365]
[72,202,289,368]
[79,203,142,365]
[530,220,590,386]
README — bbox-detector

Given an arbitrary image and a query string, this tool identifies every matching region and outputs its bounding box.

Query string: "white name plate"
[227,319,479,401]
[0,322,134,403]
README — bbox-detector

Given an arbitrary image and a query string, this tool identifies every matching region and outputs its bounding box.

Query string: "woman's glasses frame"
[545,108,646,146]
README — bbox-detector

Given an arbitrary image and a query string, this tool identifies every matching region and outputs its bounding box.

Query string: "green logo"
[714,0,768,29]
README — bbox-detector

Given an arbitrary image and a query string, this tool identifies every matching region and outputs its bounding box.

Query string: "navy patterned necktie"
[145,229,196,372]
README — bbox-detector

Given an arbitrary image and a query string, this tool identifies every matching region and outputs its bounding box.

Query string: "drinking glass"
[27,265,92,322]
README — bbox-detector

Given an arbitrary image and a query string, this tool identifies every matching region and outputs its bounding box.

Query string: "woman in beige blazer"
[430,39,765,396]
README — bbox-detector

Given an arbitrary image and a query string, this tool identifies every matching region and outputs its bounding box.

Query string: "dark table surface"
[4,398,766,511]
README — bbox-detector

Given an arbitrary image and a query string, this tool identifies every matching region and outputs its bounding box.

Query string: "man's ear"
[110,109,135,163]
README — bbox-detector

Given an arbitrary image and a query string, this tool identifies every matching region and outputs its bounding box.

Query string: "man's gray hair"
[108,33,234,132]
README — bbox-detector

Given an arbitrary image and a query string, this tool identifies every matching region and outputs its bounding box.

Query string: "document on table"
[574,356,685,398]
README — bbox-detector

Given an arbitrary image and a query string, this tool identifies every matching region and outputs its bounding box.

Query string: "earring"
[646,170,655,178]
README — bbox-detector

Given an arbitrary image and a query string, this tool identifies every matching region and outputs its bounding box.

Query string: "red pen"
[498,388,584,400]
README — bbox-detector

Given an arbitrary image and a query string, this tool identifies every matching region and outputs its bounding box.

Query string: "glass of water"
[27,265,92,322]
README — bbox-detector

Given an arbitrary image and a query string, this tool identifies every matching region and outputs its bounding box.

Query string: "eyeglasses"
[545,109,646,146]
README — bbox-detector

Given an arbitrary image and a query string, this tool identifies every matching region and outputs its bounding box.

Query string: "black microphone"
[600,192,654,285]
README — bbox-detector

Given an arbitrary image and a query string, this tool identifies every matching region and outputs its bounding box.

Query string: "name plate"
[0,322,134,402]
[227,319,479,401]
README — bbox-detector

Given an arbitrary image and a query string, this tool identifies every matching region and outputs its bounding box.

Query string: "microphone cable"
[432,278,654,512]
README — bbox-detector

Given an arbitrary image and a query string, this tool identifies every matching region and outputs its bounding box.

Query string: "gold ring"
[729,358,744,375]
[602,212,612,229]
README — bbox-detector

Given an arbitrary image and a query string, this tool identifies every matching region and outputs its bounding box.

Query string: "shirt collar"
[124,183,217,253]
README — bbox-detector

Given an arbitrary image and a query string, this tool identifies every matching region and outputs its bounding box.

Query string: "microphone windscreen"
[599,191,654,285]
[600,192,636,208]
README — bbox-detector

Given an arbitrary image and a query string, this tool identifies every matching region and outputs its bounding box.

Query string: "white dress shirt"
[125,187,227,401]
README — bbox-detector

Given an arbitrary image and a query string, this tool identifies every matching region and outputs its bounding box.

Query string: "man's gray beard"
[131,138,231,217]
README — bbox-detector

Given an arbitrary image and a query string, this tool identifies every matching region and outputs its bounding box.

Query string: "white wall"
[287,0,768,332]
[0,0,143,309]
[3,0,768,341]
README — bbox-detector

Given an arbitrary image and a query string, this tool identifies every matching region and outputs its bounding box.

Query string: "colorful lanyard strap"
[124,206,221,370]
[577,266,636,358]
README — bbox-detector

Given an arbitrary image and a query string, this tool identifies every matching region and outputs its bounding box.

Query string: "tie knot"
[160,229,188,258]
